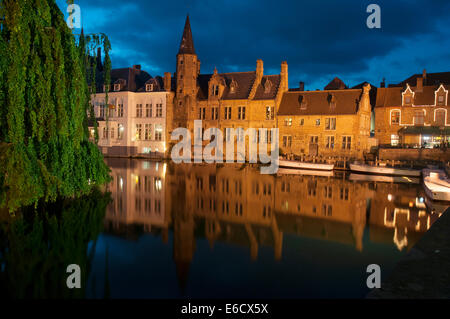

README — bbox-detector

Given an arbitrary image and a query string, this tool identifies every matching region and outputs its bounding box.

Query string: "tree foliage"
[0,0,111,212]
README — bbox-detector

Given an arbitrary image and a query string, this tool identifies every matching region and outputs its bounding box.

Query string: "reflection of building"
[369,182,440,251]
[104,158,170,242]
[375,70,450,147]
[90,66,174,157]
[103,159,440,289]
[274,173,371,251]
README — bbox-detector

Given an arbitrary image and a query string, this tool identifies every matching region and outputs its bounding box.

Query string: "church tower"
[175,15,200,129]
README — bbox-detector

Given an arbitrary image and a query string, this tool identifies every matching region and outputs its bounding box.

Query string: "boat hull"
[278,168,334,177]
[349,164,421,177]
[422,169,450,201]
[279,159,334,171]
[349,173,420,184]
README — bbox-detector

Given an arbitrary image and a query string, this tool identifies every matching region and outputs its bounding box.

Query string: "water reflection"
[103,159,444,294]
[0,189,111,298]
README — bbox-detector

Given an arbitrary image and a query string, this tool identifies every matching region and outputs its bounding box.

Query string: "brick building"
[276,80,373,160]
[166,15,288,159]
[374,70,450,147]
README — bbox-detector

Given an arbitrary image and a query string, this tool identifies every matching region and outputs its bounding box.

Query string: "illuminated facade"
[90,66,174,157]
[375,70,450,147]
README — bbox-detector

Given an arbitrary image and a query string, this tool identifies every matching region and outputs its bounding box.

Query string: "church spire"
[178,15,195,55]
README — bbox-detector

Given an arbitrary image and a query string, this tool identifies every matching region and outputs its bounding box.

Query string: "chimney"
[164,72,172,92]
[256,59,264,82]
[133,65,141,70]
[380,78,385,88]
[280,61,288,92]
[417,76,423,92]
[422,69,427,85]
[299,81,305,91]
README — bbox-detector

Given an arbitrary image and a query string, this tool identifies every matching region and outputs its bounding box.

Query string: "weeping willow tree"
[0,0,111,212]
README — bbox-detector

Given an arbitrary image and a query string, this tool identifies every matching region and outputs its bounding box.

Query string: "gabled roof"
[178,15,195,55]
[324,77,347,90]
[197,71,257,100]
[278,89,363,116]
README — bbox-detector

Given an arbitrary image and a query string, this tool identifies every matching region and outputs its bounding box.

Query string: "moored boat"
[349,173,420,184]
[277,168,334,177]
[278,159,334,171]
[422,169,450,201]
[349,163,421,177]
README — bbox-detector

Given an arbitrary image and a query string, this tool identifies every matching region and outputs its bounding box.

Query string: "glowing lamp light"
[387,194,393,202]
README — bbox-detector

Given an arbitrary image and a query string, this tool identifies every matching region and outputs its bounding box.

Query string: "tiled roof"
[396,72,450,87]
[92,67,166,93]
[197,71,257,100]
[278,89,363,116]
[254,75,281,100]
[324,77,347,90]
[375,84,450,107]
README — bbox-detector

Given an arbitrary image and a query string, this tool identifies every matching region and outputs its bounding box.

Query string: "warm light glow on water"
[81,158,446,298]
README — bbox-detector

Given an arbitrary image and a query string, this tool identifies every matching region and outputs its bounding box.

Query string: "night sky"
[57,0,450,90]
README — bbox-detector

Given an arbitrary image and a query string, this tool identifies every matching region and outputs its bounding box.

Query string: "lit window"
[391,111,400,125]
[316,119,320,126]
[146,84,153,92]
[342,136,351,150]
[325,118,336,130]
[391,134,399,146]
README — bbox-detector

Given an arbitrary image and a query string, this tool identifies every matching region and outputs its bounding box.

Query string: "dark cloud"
[58,0,450,89]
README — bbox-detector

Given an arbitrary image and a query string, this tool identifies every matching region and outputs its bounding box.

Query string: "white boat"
[422,169,450,201]
[278,159,334,171]
[277,168,334,177]
[349,173,420,184]
[349,163,421,177]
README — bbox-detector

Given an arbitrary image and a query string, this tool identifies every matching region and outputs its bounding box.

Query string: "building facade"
[276,82,373,160]
[90,66,174,157]
[374,70,450,147]
[166,15,288,159]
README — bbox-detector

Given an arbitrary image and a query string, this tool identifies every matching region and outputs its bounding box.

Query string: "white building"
[89,65,172,157]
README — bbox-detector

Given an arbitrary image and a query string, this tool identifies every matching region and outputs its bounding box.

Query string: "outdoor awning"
[398,126,450,135]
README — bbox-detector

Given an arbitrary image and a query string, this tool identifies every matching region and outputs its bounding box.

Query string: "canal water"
[0,158,447,298]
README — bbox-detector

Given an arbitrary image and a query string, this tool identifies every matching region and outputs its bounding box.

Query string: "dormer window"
[212,85,219,96]
[114,84,121,92]
[146,84,154,92]
[230,79,238,94]
[264,80,272,94]
[298,95,307,110]
[103,84,110,92]
[435,84,448,106]
[402,84,414,106]
[327,94,336,109]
